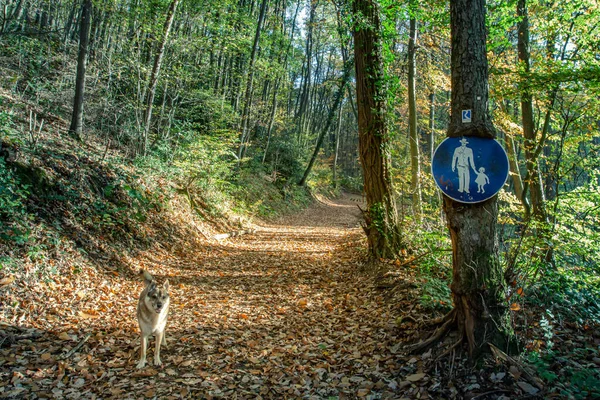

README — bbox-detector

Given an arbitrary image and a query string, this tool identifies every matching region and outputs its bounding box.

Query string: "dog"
[136,269,170,369]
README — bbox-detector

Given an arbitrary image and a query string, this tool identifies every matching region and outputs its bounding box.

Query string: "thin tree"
[237,0,269,162]
[352,0,403,260]
[68,0,92,141]
[517,0,546,222]
[141,0,180,156]
[407,0,422,220]
[298,60,354,186]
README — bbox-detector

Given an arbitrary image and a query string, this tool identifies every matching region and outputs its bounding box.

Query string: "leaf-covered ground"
[1,194,599,399]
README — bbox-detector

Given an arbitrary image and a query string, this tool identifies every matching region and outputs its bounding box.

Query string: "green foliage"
[339,175,363,193]
[0,158,31,245]
[404,225,453,310]
[527,350,600,399]
[170,125,238,192]
[507,183,600,323]
[232,168,311,219]
[420,276,452,311]
[528,269,600,323]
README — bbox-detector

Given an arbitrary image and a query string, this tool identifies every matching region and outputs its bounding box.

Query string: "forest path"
[151,193,411,398]
[1,194,422,399]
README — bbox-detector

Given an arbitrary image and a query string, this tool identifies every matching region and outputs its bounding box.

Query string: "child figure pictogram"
[475,167,490,194]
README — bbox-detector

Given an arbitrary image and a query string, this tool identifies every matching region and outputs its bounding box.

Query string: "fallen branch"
[59,332,92,360]
[212,229,256,241]
[0,330,44,348]
[395,248,452,268]
[488,342,544,391]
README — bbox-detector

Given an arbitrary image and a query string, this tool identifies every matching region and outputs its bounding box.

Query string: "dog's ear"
[140,269,154,285]
[163,279,169,291]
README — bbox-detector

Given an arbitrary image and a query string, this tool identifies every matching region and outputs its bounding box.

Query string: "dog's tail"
[140,269,154,286]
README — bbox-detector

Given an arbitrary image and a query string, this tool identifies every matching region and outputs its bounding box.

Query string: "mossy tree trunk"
[352,0,402,260]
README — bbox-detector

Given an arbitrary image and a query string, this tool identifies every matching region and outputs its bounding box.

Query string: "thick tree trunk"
[68,0,92,141]
[408,5,422,220]
[141,0,180,156]
[352,0,402,260]
[445,0,511,357]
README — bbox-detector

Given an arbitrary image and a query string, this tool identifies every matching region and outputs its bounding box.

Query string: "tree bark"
[141,0,180,156]
[352,0,403,260]
[68,0,92,141]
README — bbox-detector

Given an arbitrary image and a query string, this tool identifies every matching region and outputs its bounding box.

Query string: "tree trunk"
[298,60,353,187]
[517,0,546,222]
[333,102,342,187]
[352,0,403,260]
[408,3,422,220]
[295,0,315,143]
[503,131,525,202]
[237,0,269,162]
[445,0,511,357]
[68,0,92,141]
[262,80,279,164]
[141,0,180,156]
[517,0,554,265]
[428,91,435,160]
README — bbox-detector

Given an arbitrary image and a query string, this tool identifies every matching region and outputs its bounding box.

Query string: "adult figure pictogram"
[451,137,476,194]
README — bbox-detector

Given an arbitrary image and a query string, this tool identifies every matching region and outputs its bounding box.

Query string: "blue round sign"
[431,137,509,203]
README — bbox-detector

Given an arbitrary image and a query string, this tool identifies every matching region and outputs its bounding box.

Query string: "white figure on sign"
[475,167,490,193]
[451,137,477,194]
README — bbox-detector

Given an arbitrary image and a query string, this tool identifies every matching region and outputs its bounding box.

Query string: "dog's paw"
[136,360,146,369]
[153,358,162,367]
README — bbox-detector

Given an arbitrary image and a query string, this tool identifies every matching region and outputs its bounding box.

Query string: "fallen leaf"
[0,276,15,285]
[517,381,539,395]
[405,373,426,382]
[78,310,100,319]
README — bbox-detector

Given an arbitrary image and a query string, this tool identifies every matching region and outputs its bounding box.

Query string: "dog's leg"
[137,335,147,369]
[154,331,163,367]
[162,330,167,349]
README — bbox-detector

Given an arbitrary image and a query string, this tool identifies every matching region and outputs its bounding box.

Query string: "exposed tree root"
[406,295,514,360]
[435,331,465,361]
[422,308,456,329]
[405,309,457,354]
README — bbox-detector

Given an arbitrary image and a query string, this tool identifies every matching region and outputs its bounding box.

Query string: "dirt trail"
[1,194,420,399]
